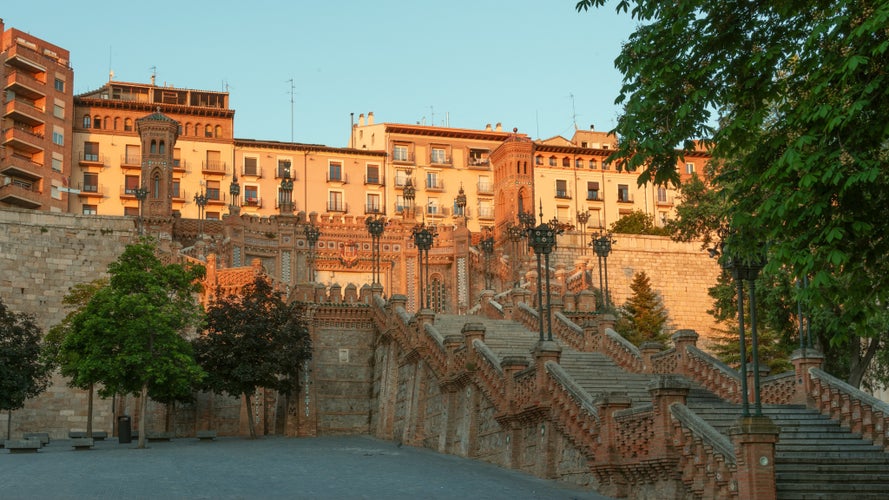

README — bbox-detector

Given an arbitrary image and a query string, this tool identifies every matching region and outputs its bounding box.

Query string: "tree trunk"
[209,391,215,431]
[5,410,11,441]
[244,392,257,439]
[138,384,148,449]
[848,335,880,389]
[86,383,94,438]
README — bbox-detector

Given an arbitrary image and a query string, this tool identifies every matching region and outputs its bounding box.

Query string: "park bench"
[69,431,108,440]
[4,440,40,453]
[22,432,50,446]
[146,431,173,442]
[196,430,217,441]
[71,438,94,451]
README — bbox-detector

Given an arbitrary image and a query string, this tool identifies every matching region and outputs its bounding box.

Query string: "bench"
[69,431,108,440]
[22,433,50,446]
[146,432,173,442]
[71,438,94,451]
[4,440,41,453]
[196,430,217,441]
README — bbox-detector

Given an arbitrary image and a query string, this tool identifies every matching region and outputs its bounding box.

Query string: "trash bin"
[118,415,132,444]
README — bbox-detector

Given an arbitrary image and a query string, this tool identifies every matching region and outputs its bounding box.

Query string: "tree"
[610,210,670,236]
[614,271,670,346]
[194,276,312,439]
[63,241,206,448]
[0,297,50,440]
[576,0,889,387]
[44,279,108,438]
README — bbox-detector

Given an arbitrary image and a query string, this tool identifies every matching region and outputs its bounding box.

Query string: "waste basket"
[118,415,132,444]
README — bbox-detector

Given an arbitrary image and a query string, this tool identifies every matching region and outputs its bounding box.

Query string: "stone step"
[778,443,883,453]
[777,462,889,473]
[777,451,889,461]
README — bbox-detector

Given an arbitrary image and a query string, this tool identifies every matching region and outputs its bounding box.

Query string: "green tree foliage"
[62,241,206,448]
[194,276,312,439]
[609,210,670,236]
[614,271,670,346]
[0,297,50,439]
[577,0,889,387]
[44,278,108,437]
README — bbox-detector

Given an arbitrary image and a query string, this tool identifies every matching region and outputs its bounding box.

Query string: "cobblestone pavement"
[1,435,612,499]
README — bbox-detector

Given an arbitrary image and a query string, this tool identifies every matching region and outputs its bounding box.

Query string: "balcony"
[425,178,445,191]
[426,206,450,218]
[76,182,104,198]
[555,190,572,199]
[173,159,188,173]
[326,172,349,184]
[2,127,45,154]
[586,192,602,202]
[0,154,43,182]
[120,155,141,169]
[273,167,298,180]
[5,43,48,75]
[0,177,42,208]
[364,174,384,186]
[79,151,107,167]
[477,206,495,220]
[242,197,263,208]
[477,182,493,195]
[365,204,384,215]
[326,201,348,213]
[394,177,414,189]
[429,154,452,167]
[202,160,227,175]
[391,151,415,165]
[657,195,674,207]
[5,71,46,101]
[242,165,262,178]
[4,99,45,127]
[206,191,227,205]
[617,193,634,203]
[468,156,491,170]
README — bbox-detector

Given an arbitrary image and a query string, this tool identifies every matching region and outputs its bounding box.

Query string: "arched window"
[428,274,446,313]
[153,173,160,198]
[114,117,121,130]
[93,116,101,129]
[82,115,91,128]
[194,123,201,136]
[150,140,157,154]
[215,125,222,138]
[104,116,111,129]
[589,159,598,169]
[523,161,528,174]
[159,141,165,154]
[205,125,212,138]
[124,118,133,131]
[516,161,521,174]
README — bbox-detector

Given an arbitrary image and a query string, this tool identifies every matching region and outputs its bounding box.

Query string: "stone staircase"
[432,314,889,498]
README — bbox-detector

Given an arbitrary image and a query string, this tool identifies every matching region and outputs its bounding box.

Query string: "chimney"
[590,124,595,130]
[495,122,502,132]
[358,113,365,127]
[485,123,492,131]
[368,112,374,125]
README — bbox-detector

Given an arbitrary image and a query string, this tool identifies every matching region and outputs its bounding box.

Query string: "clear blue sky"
[3,1,635,148]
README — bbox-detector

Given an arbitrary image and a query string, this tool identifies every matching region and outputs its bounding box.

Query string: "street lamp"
[365,216,385,286]
[133,185,148,236]
[304,222,321,282]
[506,222,526,288]
[576,210,590,255]
[591,231,616,310]
[412,223,436,310]
[479,230,494,290]
[455,183,467,226]
[527,204,557,342]
[193,188,208,239]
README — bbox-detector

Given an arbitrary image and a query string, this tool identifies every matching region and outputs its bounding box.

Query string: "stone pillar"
[790,348,824,406]
[597,313,616,335]
[577,289,596,312]
[640,341,665,373]
[730,416,780,500]
[594,392,633,498]
[532,340,562,399]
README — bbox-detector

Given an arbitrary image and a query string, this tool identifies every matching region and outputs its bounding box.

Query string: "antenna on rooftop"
[108,46,113,82]
[570,93,578,131]
[150,66,157,86]
[287,78,295,142]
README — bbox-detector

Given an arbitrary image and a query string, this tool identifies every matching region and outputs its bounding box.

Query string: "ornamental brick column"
[648,375,690,457]
[532,340,562,398]
[791,348,824,406]
[593,392,633,498]
[730,416,779,500]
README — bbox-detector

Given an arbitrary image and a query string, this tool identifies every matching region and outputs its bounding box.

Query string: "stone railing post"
[461,322,486,370]
[648,375,690,455]
[671,329,699,374]
[790,348,824,406]
[597,314,616,336]
[533,340,562,400]
[640,342,665,373]
[730,416,779,500]
[594,392,633,498]
[576,289,596,312]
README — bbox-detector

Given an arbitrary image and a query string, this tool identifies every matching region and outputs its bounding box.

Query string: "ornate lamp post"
[576,210,590,255]
[402,171,416,219]
[455,184,467,226]
[133,185,148,236]
[304,222,321,282]
[527,204,557,342]
[365,216,385,286]
[193,188,208,239]
[506,222,526,288]
[591,231,616,310]
[479,230,494,290]
[412,223,436,309]
[229,172,240,214]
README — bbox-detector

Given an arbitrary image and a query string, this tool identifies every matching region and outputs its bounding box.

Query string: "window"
[535,155,543,165]
[124,175,140,194]
[52,156,62,173]
[93,116,101,129]
[244,185,259,205]
[173,148,182,167]
[587,181,600,200]
[589,159,597,169]
[205,151,222,172]
[328,161,342,182]
[277,159,291,178]
[575,158,583,168]
[686,162,695,174]
[477,175,492,194]
[206,180,221,201]
[82,115,91,128]
[124,118,133,131]
[395,170,409,187]
[366,164,380,184]
[52,130,64,146]
[478,201,494,219]
[53,104,64,119]
[244,156,258,176]
[172,179,181,198]
[83,173,98,193]
[54,78,65,92]
[618,184,630,202]
[83,142,98,162]
[205,211,220,221]
[82,204,97,215]
[469,149,488,166]
[431,147,447,164]
[214,125,222,138]
[657,186,668,203]
[555,179,569,198]
[205,125,212,138]
[366,193,381,213]
[562,157,570,167]
[328,191,344,212]
[125,145,140,165]
[603,160,611,171]
[548,156,557,167]
[393,144,409,162]
[426,172,441,190]
[396,195,406,213]
[427,198,439,215]
[124,207,139,217]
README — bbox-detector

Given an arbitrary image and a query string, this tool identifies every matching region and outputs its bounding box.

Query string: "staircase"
[431,314,889,498]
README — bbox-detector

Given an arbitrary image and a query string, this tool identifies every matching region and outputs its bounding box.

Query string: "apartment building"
[0,19,73,212]
[70,80,235,219]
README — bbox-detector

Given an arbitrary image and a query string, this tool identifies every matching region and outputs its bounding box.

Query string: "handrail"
[670,403,736,464]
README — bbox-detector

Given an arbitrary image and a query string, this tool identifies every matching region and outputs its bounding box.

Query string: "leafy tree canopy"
[610,210,670,236]
[0,298,49,413]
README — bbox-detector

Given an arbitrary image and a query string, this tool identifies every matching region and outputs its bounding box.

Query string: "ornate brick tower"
[136,110,179,218]
[490,129,535,238]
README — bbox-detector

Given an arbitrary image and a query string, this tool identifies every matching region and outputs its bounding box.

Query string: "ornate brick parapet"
[729,416,779,500]
[790,348,824,405]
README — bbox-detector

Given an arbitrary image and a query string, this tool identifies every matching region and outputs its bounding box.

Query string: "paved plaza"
[1,435,611,499]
